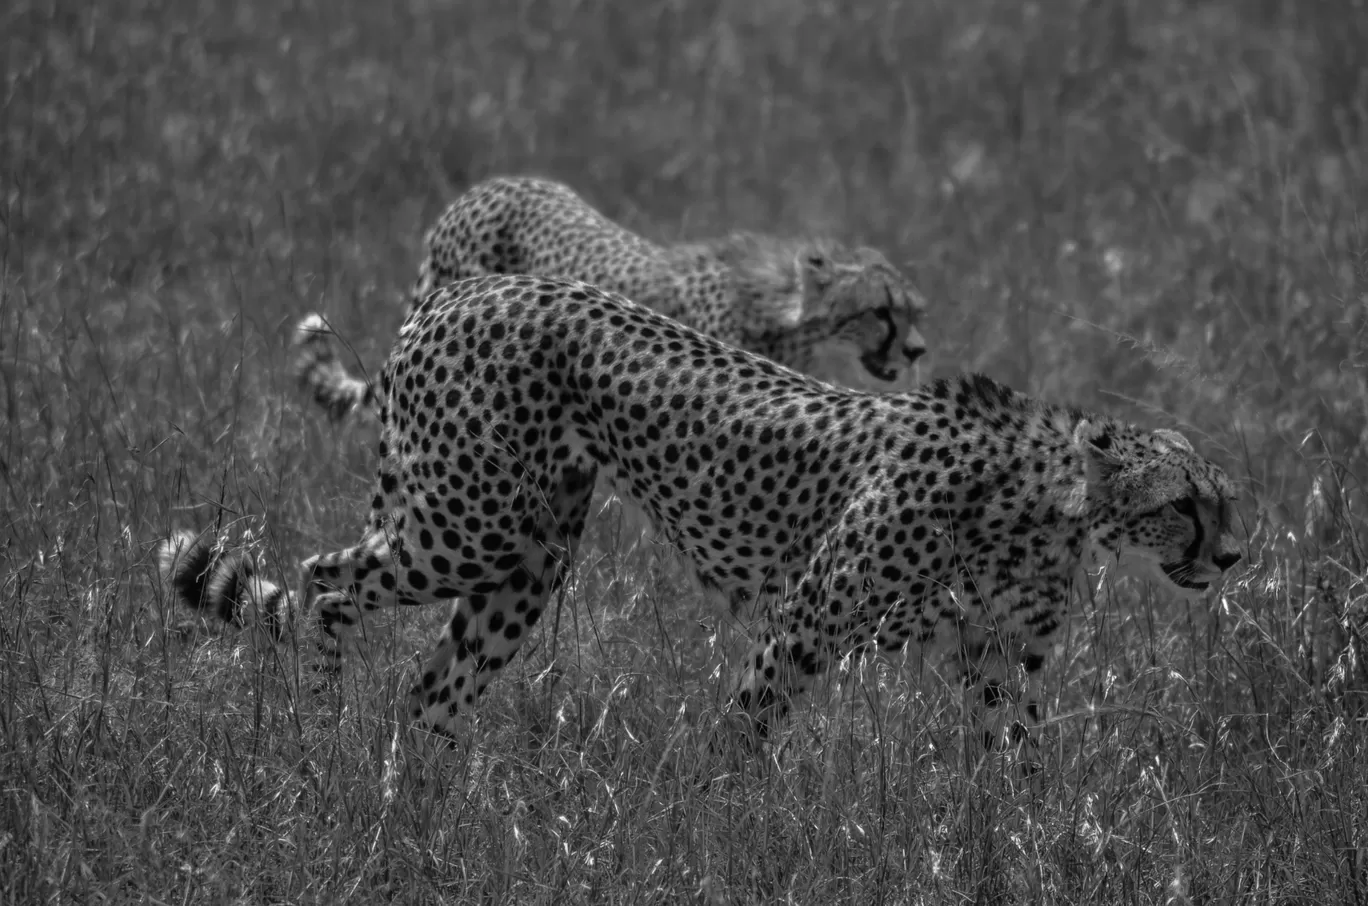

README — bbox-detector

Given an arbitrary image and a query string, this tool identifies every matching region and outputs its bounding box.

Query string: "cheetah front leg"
[955,626,1048,756]
[732,548,874,741]
[953,578,1068,761]
[409,464,596,739]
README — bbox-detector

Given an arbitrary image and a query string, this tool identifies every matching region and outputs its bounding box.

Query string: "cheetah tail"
[154,529,289,640]
[290,313,380,422]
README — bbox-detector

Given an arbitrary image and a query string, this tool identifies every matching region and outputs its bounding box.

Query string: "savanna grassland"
[4,0,1368,902]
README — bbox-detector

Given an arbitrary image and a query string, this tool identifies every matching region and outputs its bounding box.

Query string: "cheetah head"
[721,235,929,391]
[792,242,929,391]
[1075,421,1242,593]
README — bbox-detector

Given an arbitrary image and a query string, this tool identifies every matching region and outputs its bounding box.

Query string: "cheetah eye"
[805,252,829,272]
[1171,498,1197,517]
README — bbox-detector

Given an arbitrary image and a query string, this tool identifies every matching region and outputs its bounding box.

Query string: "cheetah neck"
[996,391,1111,529]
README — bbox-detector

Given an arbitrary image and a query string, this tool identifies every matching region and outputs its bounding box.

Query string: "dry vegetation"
[4,0,1368,902]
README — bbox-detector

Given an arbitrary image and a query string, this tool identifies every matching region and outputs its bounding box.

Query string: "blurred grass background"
[4,0,1368,902]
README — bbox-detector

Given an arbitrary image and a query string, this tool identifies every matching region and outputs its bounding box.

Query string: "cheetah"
[294,175,928,422]
[248,273,1239,752]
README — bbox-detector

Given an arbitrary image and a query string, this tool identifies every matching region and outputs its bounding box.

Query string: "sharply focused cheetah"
[294,176,928,421]
[168,274,1241,751]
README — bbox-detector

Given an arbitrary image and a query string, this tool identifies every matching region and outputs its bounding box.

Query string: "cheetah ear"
[1054,419,1116,516]
[796,246,833,290]
[1073,419,1124,482]
[1150,428,1193,454]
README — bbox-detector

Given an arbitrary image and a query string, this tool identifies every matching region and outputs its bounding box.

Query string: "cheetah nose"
[1213,551,1241,571]
[902,326,927,363]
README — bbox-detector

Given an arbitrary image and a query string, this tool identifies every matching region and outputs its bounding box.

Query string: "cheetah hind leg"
[301,518,412,678]
[408,464,597,742]
[301,510,474,682]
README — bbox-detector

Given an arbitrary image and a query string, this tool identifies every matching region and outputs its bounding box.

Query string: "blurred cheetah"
[294,175,928,421]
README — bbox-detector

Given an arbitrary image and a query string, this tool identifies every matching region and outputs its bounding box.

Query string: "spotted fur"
[294,175,927,421]
[287,274,1241,749]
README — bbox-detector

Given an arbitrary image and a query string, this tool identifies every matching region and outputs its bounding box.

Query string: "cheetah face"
[794,245,928,390]
[1079,423,1242,593]
[1121,482,1241,592]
